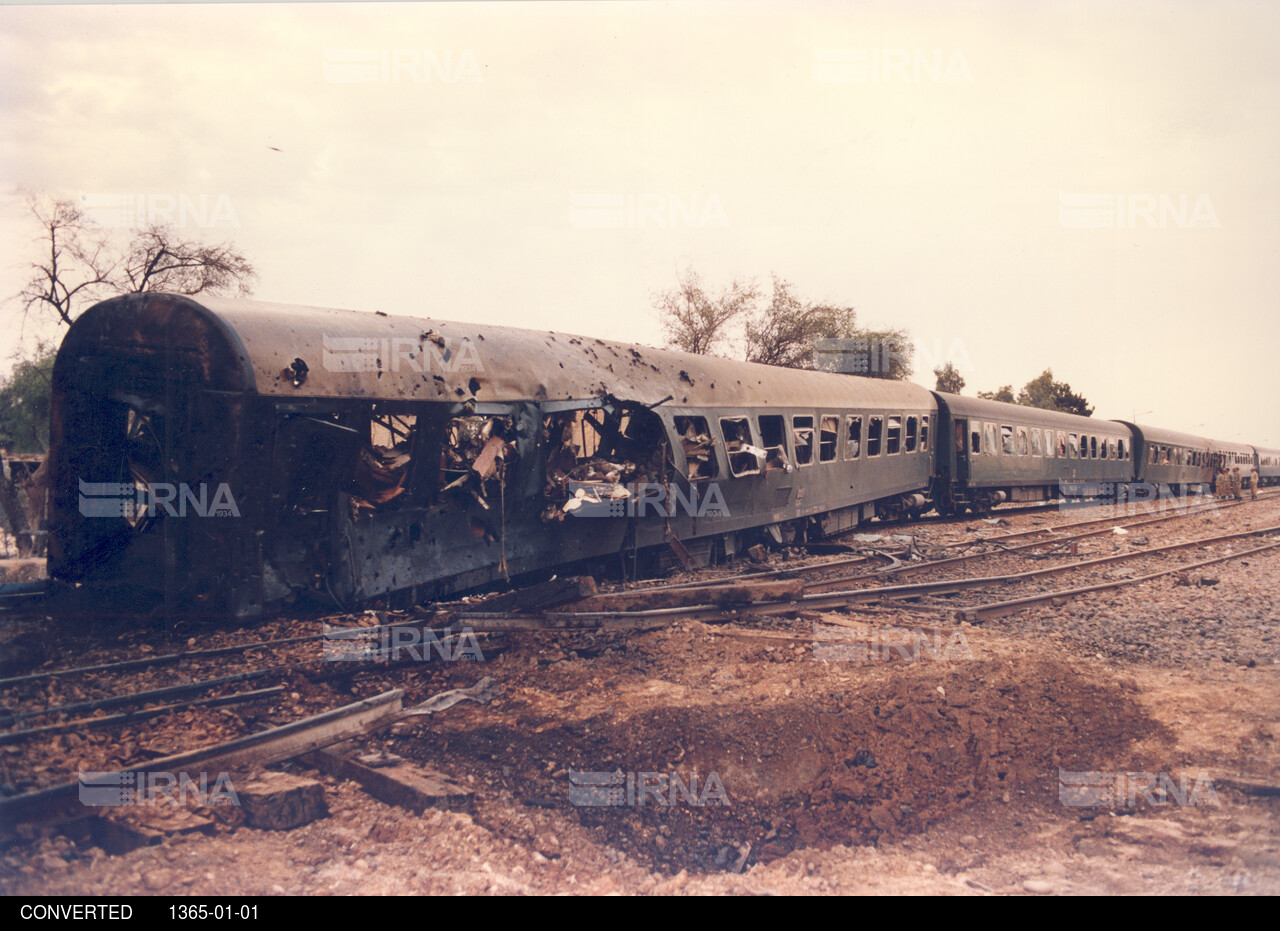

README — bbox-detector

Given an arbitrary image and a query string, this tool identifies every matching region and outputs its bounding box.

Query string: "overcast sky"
[2,1,1276,445]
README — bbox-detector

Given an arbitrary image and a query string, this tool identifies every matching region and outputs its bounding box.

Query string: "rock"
[1022,879,1053,894]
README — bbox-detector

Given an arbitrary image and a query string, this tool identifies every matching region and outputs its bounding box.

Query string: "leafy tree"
[1016,368,1094,416]
[933,361,965,394]
[977,385,1014,403]
[653,266,759,356]
[653,269,914,379]
[0,348,55,453]
[745,276,857,369]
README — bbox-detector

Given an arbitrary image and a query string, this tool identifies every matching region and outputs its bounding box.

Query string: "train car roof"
[1114,422,1213,449]
[932,392,1129,434]
[1209,439,1256,456]
[61,293,938,411]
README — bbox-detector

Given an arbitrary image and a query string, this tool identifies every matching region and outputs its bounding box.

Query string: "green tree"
[652,266,760,356]
[977,385,1014,403]
[1016,369,1093,416]
[933,361,965,394]
[0,348,56,453]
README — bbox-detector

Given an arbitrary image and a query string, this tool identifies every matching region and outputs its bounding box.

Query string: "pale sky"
[2,1,1276,445]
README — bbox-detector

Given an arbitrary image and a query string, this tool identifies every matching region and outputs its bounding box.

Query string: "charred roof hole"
[468,377,482,395]
[455,387,466,397]
[283,358,308,388]
[679,370,695,386]
[375,310,388,317]
[710,382,716,389]
[432,374,445,384]
[421,331,446,348]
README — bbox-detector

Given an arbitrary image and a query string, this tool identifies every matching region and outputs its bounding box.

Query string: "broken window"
[1118,439,1125,460]
[846,415,862,459]
[1090,436,1098,459]
[1016,427,1029,456]
[970,424,980,455]
[1001,425,1015,455]
[985,423,997,456]
[674,415,719,480]
[720,417,764,477]
[436,413,515,512]
[349,407,419,513]
[886,416,902,455]
[905,416,918,453]
[541,405,670,520]
[819,415,839,462]
[920,415,929,452]
[793,415,815,465]
[757,414,790,472]
[1057,431,1067,457]
[1068,433,1079,458]
[867,416,883,457]
[1032,428,1044,457]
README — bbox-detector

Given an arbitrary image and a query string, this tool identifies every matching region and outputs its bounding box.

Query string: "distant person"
[1230,467,1242,501]
[1249,466,1260,500]
[1213,468,1225,500]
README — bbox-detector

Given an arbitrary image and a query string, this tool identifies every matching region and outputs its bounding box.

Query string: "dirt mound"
[406,652,1169,874]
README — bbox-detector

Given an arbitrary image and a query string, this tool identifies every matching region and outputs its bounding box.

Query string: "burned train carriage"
[48,293,939,617]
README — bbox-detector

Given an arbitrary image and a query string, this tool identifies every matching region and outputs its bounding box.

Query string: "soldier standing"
[1213,468,1224,499]
[1230,467,1242,501]
[1250,466,1260,500]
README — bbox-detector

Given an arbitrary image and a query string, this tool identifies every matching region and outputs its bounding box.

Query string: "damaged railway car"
[47,293,940,617]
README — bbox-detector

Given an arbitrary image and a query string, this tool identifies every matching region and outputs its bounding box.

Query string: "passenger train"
[44,293,1278,617]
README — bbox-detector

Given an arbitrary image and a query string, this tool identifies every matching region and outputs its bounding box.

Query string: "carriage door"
[954,418,971,484]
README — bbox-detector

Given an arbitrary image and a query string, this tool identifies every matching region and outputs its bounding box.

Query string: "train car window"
[1016,427,1029,456]
[1068,433,1079,458]
[1100,439,1108,460]
[1089,436,1097,459]
[720,417,764,477]
[437,412,518,509]
[970,424,981,455]
[1031,428,1044,457]
[758,414,791,471]
[1118,439,1126,460]
[1162,447,1171,465]
[1000,425,1015,455]
[674,416,719,479]
[886,416,902,455]
[819,415,839,462]
[793,415,815,465]
[905,416,918,453]
[1057,431,1067,457]
[920,415,929,451]
[845,415,862,459]
[985,423,997,455]
[867,416,883,457]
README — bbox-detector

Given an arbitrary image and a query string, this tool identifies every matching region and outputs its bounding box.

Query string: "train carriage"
[1117,423,1213,496]
[1253,446,1280,486]
[931,393,1134,514]
[47,292,939,617]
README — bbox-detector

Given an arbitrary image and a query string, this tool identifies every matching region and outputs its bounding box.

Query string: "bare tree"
[16,193,257,329]
[653,266,759,356]
[117,224,257,297]
[17,194,117,327]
